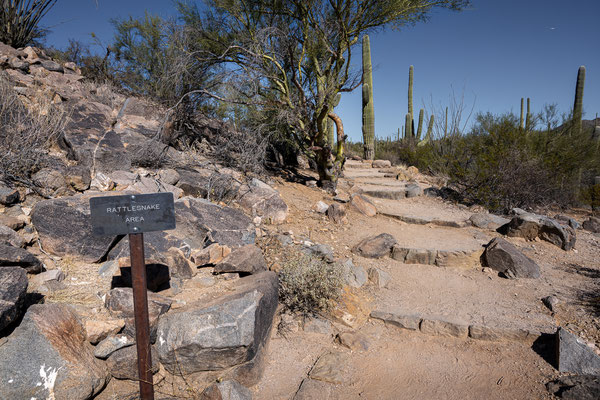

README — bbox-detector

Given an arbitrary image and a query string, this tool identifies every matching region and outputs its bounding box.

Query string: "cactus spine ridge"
[573,66,585,135]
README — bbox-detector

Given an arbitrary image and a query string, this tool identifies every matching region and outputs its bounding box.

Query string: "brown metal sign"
[89,192,175,236]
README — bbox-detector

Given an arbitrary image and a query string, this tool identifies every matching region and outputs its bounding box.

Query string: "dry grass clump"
[278,252,344,316]
[0,72,67,186]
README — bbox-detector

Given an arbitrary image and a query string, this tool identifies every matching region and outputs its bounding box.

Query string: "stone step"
[371,196,472,228]
[391,245,483,269]
[345,161,372,169]
[380,211,467,228]
[370,310,555,343]
[358,183,423,200]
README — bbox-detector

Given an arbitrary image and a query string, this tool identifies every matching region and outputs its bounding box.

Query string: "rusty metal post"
[128,233,155,399]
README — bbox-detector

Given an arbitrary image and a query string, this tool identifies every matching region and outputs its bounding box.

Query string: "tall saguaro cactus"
[405,113,412,139]
[525,97,531,130]
[418,114,435,147]
[416,109,424,140]
[573,66,586,135]
[362,35,375,160]
[520,98,524,130]
[408,65,414,129]
[444,107,448,137]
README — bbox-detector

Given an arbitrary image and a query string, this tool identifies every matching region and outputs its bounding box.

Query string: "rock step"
[345,162,373,169]
[359,183,423,200]
[380,211,467,228]
[370,310,555,343]
[391,244,483,269]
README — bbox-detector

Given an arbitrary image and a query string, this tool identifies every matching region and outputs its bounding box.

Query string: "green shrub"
[278,253,344,316]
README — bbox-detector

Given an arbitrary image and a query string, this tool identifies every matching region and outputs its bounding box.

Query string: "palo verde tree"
[177,0,469,189]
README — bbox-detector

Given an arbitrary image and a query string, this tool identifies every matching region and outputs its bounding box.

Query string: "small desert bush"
[278,253,344,316]
[0,72,67,186]
[0,0,57,47]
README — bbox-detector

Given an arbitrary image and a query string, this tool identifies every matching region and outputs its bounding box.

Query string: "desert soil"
[252,161,600,400]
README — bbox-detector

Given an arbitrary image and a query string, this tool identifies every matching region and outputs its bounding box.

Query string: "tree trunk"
[315,112,346,192]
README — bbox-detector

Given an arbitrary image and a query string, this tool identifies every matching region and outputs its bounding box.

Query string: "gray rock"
[31,195,117,262]
[65,165,91,191]
[420,317,468,338]
[94,334,135,359]
[326,203,346,224]
[405,183,423,198]
[372,160,392,168]
[556,327,600,375]
[469,213,510,230]
[333,193,350,203]
[0,267,28,332]
[156,272,278,375]
[353,233,397,258]
[158,168,180,186]
[107,344,159,380]
[370,310,421,330]
[303,317,332,335]
[105,287,172,341]
[483,237,540,279]
[200,380,253,400]
[554,214,581,230]
[340,259,367,288]
[109,170,138,190]
[367,267,391,288]
[94,131,132,174]
[8,57,28,71]
[214,245,267,275]
[0,224,26,248]
[314,201,329,214]
[30,269,65,286]
[238,178,288,224]
[0,214,25,230]
[40,59,64,72]
[582,217,600,233]
[500,212,576,251]
[0,304,108,399]
[0,243,43,273]
[0,185,20,205]
[304,243,334,263]
[542,295,559,312]
[547,375,600,400]
[32,168,70,195]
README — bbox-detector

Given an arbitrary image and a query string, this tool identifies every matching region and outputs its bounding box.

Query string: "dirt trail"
[254,160,600,399]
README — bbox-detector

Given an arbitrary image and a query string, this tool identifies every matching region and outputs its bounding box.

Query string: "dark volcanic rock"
[214,245,267,275]
[547,375,600,400]
[0,184,20,205]
[0,224,26,248]
[483,237,540,279]
[326,203,347,224]
[31,195,118,262]
[500,212,576,251]
[582,217,600,233]
[156,272,278,375]
[238,178,288,224]
[353,233,397,258]
[107,345,159,380]
[0,267,28,332]
[0,304,109,399]
[0,243,43,273]
[556,327,600,375]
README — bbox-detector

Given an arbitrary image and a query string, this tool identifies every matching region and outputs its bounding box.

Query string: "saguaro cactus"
[362,35,375,160]
[408,65,414,129]
[520,98,524,130]
[573,66,585,135]
[418,114,435,147]
[327,93,341,146]
[444,106,448,137]
[416,109,424,140]
[525,97,531,130]
[405,113,412,139]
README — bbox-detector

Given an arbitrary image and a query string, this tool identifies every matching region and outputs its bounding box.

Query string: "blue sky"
[43,1,600,141]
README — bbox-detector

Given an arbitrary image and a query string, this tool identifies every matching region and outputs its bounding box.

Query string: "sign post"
[90,193,176,400]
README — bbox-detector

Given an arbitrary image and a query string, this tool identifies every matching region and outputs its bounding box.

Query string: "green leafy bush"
[278,253,344,316]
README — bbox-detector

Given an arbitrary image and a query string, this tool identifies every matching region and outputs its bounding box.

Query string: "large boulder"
[482,237,540,279]
[469,213,510,230]
[582,217,600,233]
[31,195,117,262]
[500,211,576,251]
[214,245,267,275]
[0,267,28,332]
[0,304,109,399]
[237,179,288,224]
[156,272,278,376]
[556,327,600,375]
[106,345,159,380]
[353,233,397,258]
[0,243,43,273]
